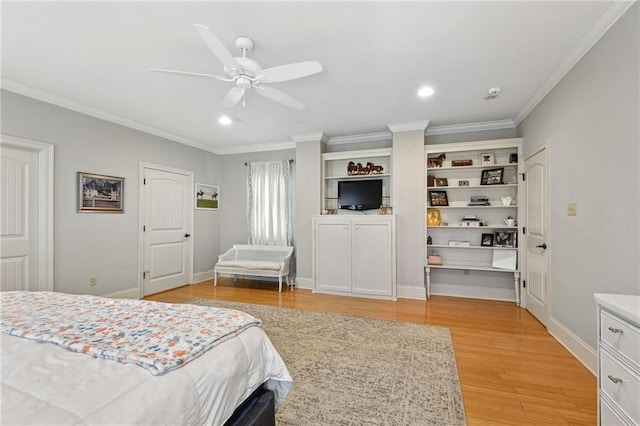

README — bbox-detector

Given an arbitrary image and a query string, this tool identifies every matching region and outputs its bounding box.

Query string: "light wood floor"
[146,279,596,426]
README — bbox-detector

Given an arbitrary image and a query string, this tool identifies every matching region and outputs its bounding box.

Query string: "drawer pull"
[607,326,623,334]
[607,375,623,384]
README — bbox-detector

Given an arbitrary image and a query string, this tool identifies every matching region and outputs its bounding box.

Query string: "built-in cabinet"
[594,294,640,426]
[322,148,392,213]
[424,138,523,303]
[312,215,396,300]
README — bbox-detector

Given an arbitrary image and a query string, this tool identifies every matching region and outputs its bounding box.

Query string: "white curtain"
[247,160,291,246]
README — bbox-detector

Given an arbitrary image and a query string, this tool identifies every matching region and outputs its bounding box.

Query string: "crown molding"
[513,0,636,126]
[1,79,221,154]
[387,120,431,133]
[426,119,515,136]
[327,131,392,145]
[216,140,296,155]
[291,132,328,144]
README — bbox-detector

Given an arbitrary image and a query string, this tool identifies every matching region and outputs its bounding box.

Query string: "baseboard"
[193,270,214,284]
[296,277,312,290]
[103,287,139,299]
[547,316,597,375]
[397,285,427,300]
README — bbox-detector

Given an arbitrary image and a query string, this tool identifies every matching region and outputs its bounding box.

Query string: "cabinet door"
[352,221,393,296]
[314,221,352,292]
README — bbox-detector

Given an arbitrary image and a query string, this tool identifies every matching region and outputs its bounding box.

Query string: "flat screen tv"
[338,179,382,211]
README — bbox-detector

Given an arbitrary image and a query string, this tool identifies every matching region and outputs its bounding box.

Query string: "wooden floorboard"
[145,278,596,425]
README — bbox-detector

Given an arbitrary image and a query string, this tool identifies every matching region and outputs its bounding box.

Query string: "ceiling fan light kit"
[150,24,323,110]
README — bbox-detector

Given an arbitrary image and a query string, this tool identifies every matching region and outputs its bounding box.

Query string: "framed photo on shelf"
[481,233,494,247]
[480,167,505,185]
[480,152,494,165]
[427,208,441,226]
[494,230,517,247]
[428,190,449,207]
[195,183,219,210]
[435,178,448,187]
[78,172,124,213]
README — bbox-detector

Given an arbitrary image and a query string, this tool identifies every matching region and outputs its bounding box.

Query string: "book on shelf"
[448,240,470,247]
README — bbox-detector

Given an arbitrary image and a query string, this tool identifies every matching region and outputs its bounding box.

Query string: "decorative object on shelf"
[435,178,448,187]
[427,208,441,226]
[458,180,469,186]
[427,250,442,265]
[347,161,384,176]
[427,153,446,168]
[468,195,490,206]
[501,196,512,206]
[481,233,494,247]
[448,240,470,247]
[459,214,481,227]
[480,167,505,185]
[378,204,388,215]
[321,208,336,215]
[492,249,517,270]
[427,175,435,187]
[367,162,384,174]
[427,235,432,245]
[347,161,359,175]
[479,152,494,165]
[451,160,473,167]
[78,172,124,213]
[504,216,517,226]
[494,230,517,247]
[428,190,449,206]
[509,153,518,163]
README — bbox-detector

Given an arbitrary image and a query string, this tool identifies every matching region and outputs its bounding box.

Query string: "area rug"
[187,299,466,426]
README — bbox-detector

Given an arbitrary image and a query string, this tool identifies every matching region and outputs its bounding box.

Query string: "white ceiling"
[1,1,630,154]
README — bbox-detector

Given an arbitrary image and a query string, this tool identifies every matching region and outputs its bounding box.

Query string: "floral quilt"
[0,291,261,375]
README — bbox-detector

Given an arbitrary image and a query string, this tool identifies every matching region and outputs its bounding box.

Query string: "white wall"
[517,3,639,349]
[1,91,222,295]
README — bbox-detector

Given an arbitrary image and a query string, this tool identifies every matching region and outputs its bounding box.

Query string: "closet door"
[314,220,351,293]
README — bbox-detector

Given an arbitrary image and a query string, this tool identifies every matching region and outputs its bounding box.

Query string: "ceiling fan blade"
[258,61,323,83]
[222,87,245,108]
[255,85,305,110]
[149,68,232,81]
[193,24,240,72]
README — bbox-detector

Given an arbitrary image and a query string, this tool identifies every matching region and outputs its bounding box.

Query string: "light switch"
[567,202,577,216]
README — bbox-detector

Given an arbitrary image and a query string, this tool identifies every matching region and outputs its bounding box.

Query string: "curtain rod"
[244,159,294,166]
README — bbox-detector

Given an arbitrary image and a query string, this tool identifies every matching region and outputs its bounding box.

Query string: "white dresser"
[594,294,640,426]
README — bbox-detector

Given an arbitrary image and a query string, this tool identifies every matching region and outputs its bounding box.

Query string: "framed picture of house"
[195,183,219,210]
[78,172,124,213]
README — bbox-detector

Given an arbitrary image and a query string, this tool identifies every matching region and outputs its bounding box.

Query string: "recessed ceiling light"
[218,116,232,125]
[417,86,434,97]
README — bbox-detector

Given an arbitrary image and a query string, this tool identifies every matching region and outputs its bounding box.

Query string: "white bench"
[214,245,294,292]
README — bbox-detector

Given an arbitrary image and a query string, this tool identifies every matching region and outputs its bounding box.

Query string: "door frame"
[1,134,54,291]
[138,161,194,298]
[521,141,551,320]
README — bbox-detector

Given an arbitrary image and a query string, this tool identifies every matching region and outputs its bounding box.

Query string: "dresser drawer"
[601,310,640,366]
[601,396,632,426]
[600,349,640,425]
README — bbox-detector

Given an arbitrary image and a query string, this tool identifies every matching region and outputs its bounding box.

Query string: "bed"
[0,291,293,425]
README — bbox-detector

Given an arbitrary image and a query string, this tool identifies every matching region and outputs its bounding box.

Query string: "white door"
[352,221,392,297]
[523,146,549,326]
[142,165,193,296]
[314,220,351,293]
[1,146,39,291]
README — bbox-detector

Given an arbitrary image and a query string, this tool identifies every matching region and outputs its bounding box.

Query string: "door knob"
[536,243,547,249]
[184,233,191,239]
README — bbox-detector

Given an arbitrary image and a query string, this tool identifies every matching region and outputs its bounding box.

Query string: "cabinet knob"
[607,326,623,334]
[607,375,623,384]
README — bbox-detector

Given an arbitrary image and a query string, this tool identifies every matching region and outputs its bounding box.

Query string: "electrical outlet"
[89,276,98,286]
[567,202,577,216]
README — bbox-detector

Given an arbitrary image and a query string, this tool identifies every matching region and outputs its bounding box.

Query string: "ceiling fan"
[150,24,323,110]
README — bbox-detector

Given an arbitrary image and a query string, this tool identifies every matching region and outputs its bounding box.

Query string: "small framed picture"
[195,183,219,210]
[480,152,494,165]
[78,172,124,213]
[428,190,449,206]
[481,233,494,247]
[435,178,448,187]
[480,167,505,185]
[427,208,442,226]
[458,180,469,186]
[494,230,517,248]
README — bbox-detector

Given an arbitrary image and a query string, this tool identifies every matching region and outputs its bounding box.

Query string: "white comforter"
[1,326,292,425]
